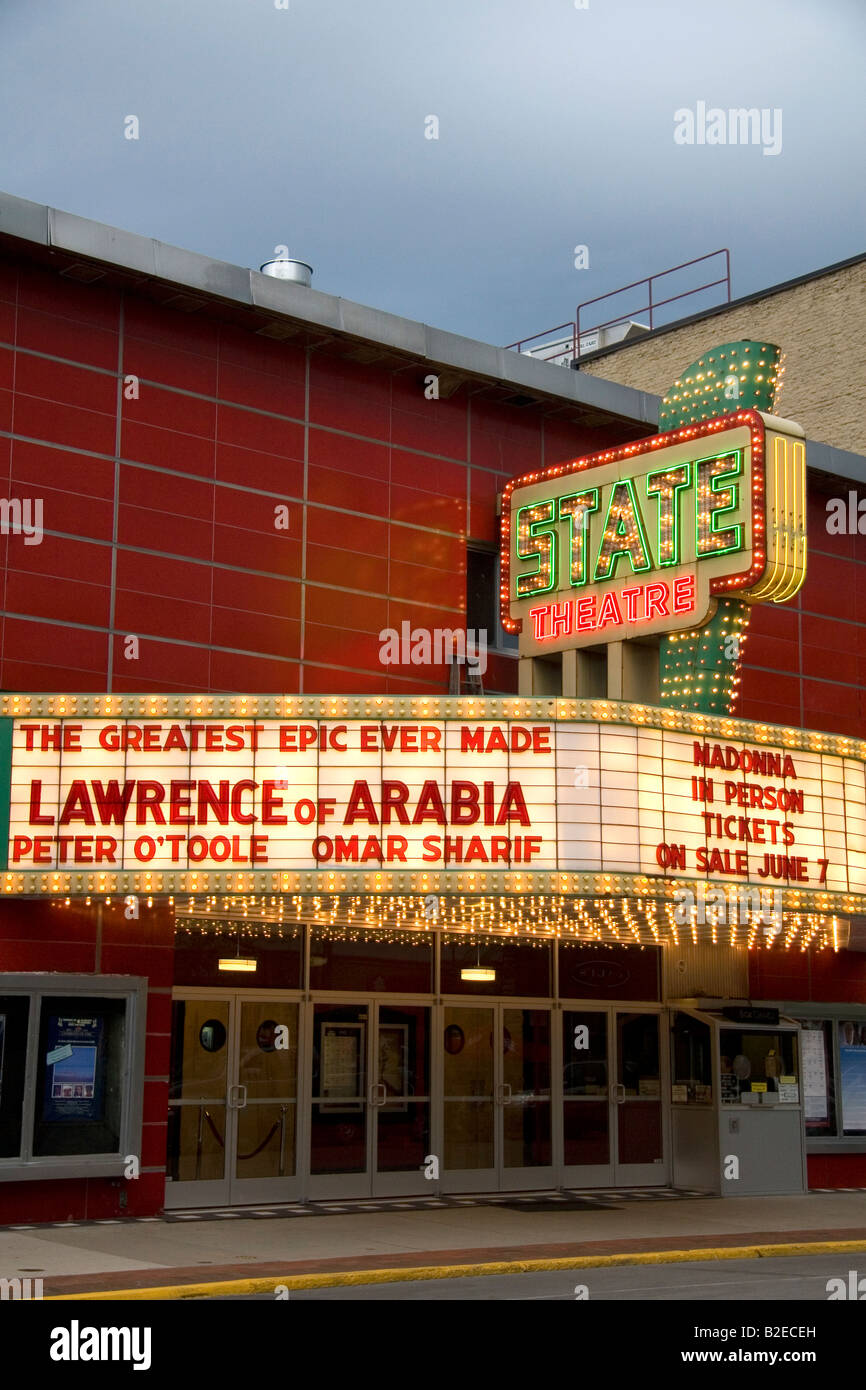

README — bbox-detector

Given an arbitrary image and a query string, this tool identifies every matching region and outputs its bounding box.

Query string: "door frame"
[612,1005,670,1186]
[558,1003,615,1187]
[305,993,435,1200]
[165,987,304,1209]
[557,1003,670,1190]
[439,997,556,1194]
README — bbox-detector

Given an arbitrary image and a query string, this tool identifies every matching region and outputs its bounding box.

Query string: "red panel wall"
[0,253,630,698]
[749,945,866,1005]
[739,489,866,735]
[3,250,863,725]
[807,1153,866,1187]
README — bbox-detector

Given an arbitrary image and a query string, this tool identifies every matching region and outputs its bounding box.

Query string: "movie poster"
[838,1020,866,1134]
[42,1015,104,1123]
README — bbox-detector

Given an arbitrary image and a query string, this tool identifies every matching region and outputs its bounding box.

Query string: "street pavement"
[1,1189,865,1298]
[221,1252,863,1300]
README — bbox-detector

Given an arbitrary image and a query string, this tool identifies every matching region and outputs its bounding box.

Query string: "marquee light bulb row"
[43,891,845,950]
[1,696,860,761]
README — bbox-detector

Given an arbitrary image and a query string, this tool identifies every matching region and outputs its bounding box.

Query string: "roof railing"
[506,250,731,363]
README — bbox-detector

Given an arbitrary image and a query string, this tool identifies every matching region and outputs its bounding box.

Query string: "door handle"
[496,1082,512,1105]
[614,1082,625,1105]
[368,1082,387,1107]
[228,1084,248,1109]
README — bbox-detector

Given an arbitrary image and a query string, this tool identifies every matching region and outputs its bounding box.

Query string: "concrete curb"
[46,1238,866,1300]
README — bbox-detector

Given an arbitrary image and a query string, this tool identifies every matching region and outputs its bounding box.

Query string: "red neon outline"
[500,410,767,633]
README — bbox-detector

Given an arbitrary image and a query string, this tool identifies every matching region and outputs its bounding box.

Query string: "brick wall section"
[580,260,866,453]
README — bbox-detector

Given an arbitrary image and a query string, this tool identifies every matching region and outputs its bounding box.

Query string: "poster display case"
[0,975,146,1182]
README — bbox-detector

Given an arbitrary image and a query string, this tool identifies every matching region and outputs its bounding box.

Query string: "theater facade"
[0,192,865,1221]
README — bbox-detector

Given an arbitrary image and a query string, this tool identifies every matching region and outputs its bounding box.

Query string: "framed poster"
[320,1022,364,1113]
[42,1015,104,1123]
[800,1025,829,1124]
[838,1021,866,1134]
[378,1023,409,1111]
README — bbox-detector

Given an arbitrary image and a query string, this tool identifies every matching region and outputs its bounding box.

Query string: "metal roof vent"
[259,255,313,287]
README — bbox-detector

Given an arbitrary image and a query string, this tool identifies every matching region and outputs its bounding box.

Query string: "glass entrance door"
[233,1000,299,1201]
[562,1009,613,1186]
[307,1000,431,1198]
[374,1004,432,1196]
[442,1005,496,1190]
[166,992,301,1209]
[308,1003,369,1197]
[560,1008,667,1188]
[167,996,232,1207]
[441,1004,553,1192]
[615,1010,665,1184]
[501,1007,553,1186]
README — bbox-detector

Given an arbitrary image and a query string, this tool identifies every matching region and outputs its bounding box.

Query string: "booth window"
[0,976,145,1180]
[719,1028,799,1101]
[671,1012,713,1104]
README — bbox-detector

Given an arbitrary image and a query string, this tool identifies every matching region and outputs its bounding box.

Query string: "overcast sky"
[1,0,863,346]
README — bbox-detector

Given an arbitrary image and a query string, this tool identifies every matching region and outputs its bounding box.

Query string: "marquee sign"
[501,409,806,655]
[1,697,863,909]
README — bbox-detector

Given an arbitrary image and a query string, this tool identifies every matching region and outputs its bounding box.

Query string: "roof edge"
[0,189,658,429]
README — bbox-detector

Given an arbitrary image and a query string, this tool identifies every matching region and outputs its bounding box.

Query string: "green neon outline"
[0,717,11,871]
[695,449,744,557]
[557,488,599,588]
[515,499,557,598]
[594,477,653,583]
[645,462,691,567]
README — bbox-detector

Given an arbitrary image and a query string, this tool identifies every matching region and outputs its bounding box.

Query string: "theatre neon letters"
[501,409,807,654]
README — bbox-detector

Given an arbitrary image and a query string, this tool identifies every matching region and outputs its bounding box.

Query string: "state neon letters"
[503,411,807,653]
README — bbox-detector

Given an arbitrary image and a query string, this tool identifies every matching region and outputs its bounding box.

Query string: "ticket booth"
[669,1004,807,1196]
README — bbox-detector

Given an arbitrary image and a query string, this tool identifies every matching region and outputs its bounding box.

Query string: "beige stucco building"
[578,253,866,454]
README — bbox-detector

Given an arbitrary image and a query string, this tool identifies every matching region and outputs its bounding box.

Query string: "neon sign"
[502,410,806,653]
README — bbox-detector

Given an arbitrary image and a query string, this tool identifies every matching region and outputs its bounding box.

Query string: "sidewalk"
[3,1191,866,1297]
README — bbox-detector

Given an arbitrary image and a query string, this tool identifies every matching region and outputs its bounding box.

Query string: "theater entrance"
[165,991,302,1209]
[307,1000,432,1198]
[165,990,666,1206]
[440,1003,554,1192]
[561,1007,667,1186]
[166,991,435,1206]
